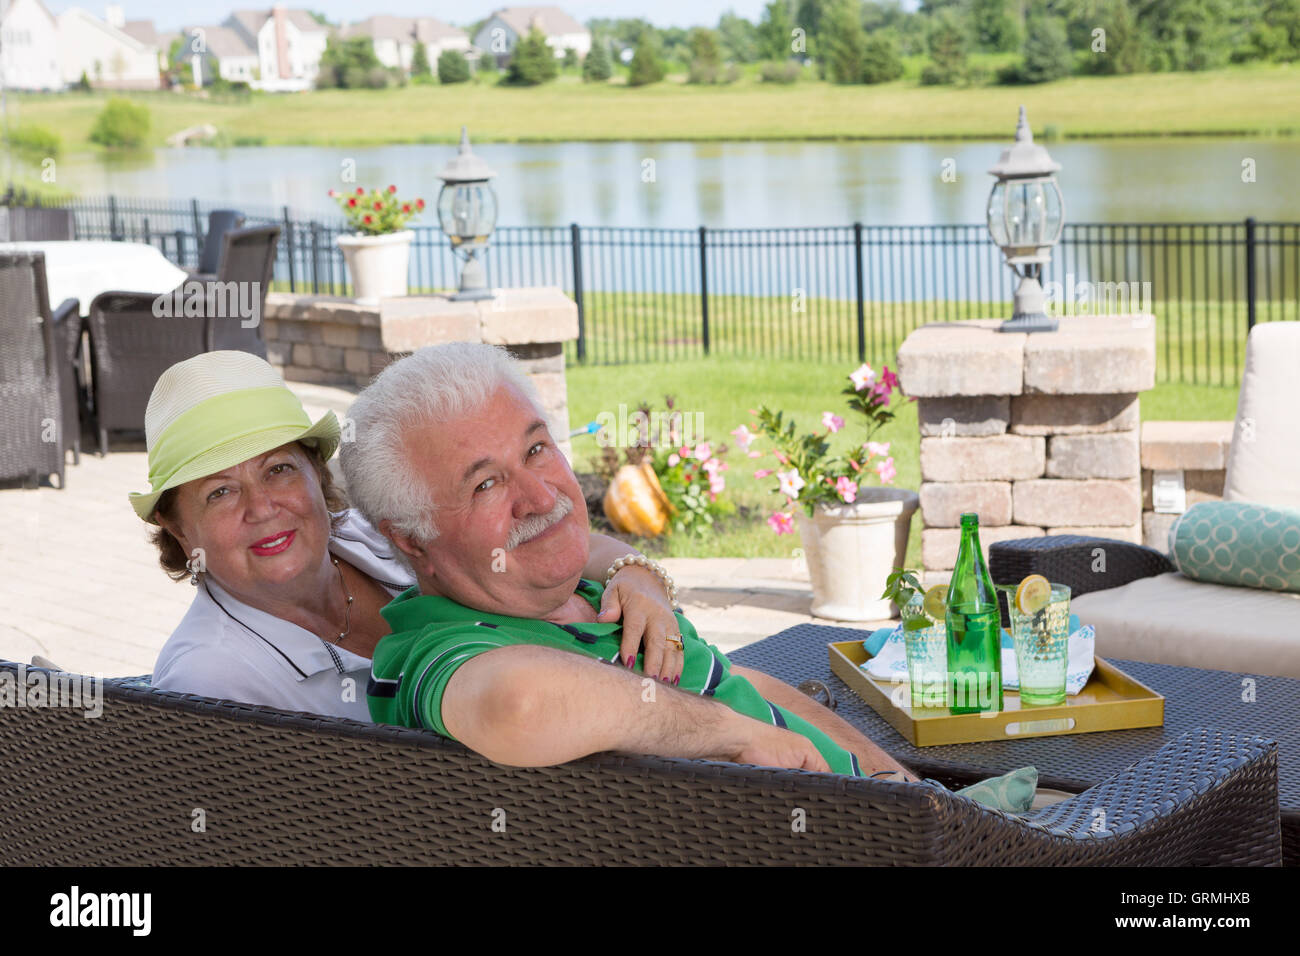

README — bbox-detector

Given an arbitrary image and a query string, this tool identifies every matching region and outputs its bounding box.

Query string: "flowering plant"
[738,362,906,535]
[328,185,425,236]
[592,397,734,537]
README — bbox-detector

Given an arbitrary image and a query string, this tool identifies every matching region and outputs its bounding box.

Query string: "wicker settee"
[0,662,1282,865]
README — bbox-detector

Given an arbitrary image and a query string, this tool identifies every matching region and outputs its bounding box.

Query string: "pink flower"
[848,458,861,472]
[709,476,725,494]
[777,469,805,500]
[702,457,721,474]
[864,441,891,459]
[835,476,858,503]
[849,363,876,391]
[880,365,899,390]
[327,188,337,197]
[754,468,774,479]
[693,442,712,461]
[730,425,755,452]
[875,456,897,484]
[667,453,680,467]
[768,512,795,535]
[773,450,788,465]
[679,446,691,458]
[747,450,761,459]
[821,412,845,433]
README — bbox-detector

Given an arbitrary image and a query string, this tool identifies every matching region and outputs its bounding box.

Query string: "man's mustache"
[505,492,574,550]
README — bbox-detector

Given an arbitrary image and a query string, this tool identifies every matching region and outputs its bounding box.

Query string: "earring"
[186,557,202,587]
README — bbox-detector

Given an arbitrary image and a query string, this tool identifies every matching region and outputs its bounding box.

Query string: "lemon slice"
[1015,574,1051,615]
[922,584,947,623]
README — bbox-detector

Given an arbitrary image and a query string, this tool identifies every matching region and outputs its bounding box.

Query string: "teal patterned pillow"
[1169,501,1300,593]
[955,766,1038,813]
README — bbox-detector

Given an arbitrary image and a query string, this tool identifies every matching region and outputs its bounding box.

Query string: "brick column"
[264,287,579,460]
[897,316,1156,588]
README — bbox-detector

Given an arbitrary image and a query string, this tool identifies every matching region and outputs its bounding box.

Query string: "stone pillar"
[1140,420,1233,553]
[896,316,1156,588]
[263,287,579,460]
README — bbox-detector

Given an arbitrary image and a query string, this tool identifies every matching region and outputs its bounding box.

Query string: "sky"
[41,1,784,32]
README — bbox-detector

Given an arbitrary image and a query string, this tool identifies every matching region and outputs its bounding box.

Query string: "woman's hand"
[597,563,683,684]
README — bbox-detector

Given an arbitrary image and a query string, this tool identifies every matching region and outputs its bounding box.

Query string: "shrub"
[410,41,432,80]
[860,34,904,84]
[627,33,666,86]
[760,60,801,83]
[89,97,150,148]
[11,124,61,159]
[438,49,471,83]
[582,42,613,81]
[505,26,559,85]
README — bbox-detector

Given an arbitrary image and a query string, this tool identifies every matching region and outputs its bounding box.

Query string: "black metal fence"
[11,189,1298,386]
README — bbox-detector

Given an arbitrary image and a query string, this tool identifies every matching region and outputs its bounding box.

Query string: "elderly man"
[340,342,916,780]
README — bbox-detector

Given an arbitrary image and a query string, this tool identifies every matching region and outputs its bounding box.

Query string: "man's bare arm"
[440,644,830,772]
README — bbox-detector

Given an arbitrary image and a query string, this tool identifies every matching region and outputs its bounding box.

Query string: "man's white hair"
[339,342,547,546]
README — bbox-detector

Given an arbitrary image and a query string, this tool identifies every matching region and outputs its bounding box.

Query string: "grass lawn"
[14,63,1300,153]
[566,356,1241,565]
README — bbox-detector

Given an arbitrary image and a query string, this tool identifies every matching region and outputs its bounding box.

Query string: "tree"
[758,1,795,60]
[410,41,432,80]
[971,0,1022,52]
[717,11,760,62]
[582,41,613,81]
[1020,3,1073,81]
[1081,0,1144,74]
[317,35,384,88]
[822,0,867,83]
[563,47,579,70]
[438,49,471,83]
[860,32,904,82]
[687,27,723,83]
[505,26,559,85]
[920,7,969,84]
[628,32,667,86]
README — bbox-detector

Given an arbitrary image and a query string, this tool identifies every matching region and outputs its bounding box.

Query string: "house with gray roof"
[222,6,330,91]
[472,5,590,68]
[341,15,471,74]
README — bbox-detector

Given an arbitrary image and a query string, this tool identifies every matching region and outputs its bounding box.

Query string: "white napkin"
[860,621,1096,696]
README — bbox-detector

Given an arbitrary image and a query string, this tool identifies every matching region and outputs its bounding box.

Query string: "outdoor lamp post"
[436,126,498,301]
[987,106,1064,333]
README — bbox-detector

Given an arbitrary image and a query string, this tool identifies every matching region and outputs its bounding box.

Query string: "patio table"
[0,240,187,317]
[731,622,1298,865]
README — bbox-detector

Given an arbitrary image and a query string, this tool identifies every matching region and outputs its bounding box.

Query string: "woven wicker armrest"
[0,662,1282,865]
[51,297,80,327]
[990,534,1175,606]
[1005,728,1282,866]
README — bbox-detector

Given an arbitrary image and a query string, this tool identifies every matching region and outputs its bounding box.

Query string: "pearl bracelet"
[605,554,678,607]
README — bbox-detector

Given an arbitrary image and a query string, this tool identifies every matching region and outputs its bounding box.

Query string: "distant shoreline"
[14,65,1300,151]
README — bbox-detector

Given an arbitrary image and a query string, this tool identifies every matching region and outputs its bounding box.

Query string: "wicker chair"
[0,205,76,241]
[0,253,79,487]
[186,209,245,282]
[209,224,280,358]
[85,289,210,455]
[0,661,1282,865]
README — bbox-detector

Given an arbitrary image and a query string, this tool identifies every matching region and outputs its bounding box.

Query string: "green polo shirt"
[368,578,866,777]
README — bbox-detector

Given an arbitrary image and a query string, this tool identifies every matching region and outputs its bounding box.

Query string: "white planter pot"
[336,229,413,305]
[794,487,920,621]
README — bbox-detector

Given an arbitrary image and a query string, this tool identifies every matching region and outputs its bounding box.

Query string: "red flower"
[355,187,364,196]
[388,184,397,193]
[347,197,357,207]
[363,214,373,224]
[402,203,411,213]
[416,198,425,209]
[373,200,383,211]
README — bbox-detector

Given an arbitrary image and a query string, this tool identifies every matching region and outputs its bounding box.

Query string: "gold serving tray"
[829,639,1165,747]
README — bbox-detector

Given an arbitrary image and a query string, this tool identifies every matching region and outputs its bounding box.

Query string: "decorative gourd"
[602,460,675,537]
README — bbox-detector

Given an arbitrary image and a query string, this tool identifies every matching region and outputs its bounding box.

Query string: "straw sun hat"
[128,351,341,524]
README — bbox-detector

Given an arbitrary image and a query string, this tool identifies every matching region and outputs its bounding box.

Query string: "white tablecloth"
[0,240,188,317]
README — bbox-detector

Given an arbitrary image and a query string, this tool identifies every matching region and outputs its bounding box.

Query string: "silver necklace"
[332,557,354,642]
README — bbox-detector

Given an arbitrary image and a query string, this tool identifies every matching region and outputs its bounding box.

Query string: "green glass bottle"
[945,512,1003,714]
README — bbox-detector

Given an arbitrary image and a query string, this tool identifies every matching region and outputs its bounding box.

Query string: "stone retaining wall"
[263,288,580,460]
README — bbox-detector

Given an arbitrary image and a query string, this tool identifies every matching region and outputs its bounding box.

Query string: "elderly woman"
[131,351,684,721]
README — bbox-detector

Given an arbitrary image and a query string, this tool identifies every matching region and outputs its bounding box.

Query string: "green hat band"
[147,386,314,490]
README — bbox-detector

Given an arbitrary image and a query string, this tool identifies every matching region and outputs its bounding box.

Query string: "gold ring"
[664,635,684,651]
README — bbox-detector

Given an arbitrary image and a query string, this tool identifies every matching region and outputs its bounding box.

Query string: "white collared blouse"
[151,510,415,720]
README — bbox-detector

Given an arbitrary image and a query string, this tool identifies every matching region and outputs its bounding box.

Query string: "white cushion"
[1072,571,1300,678]
[1223,321,1300,509]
